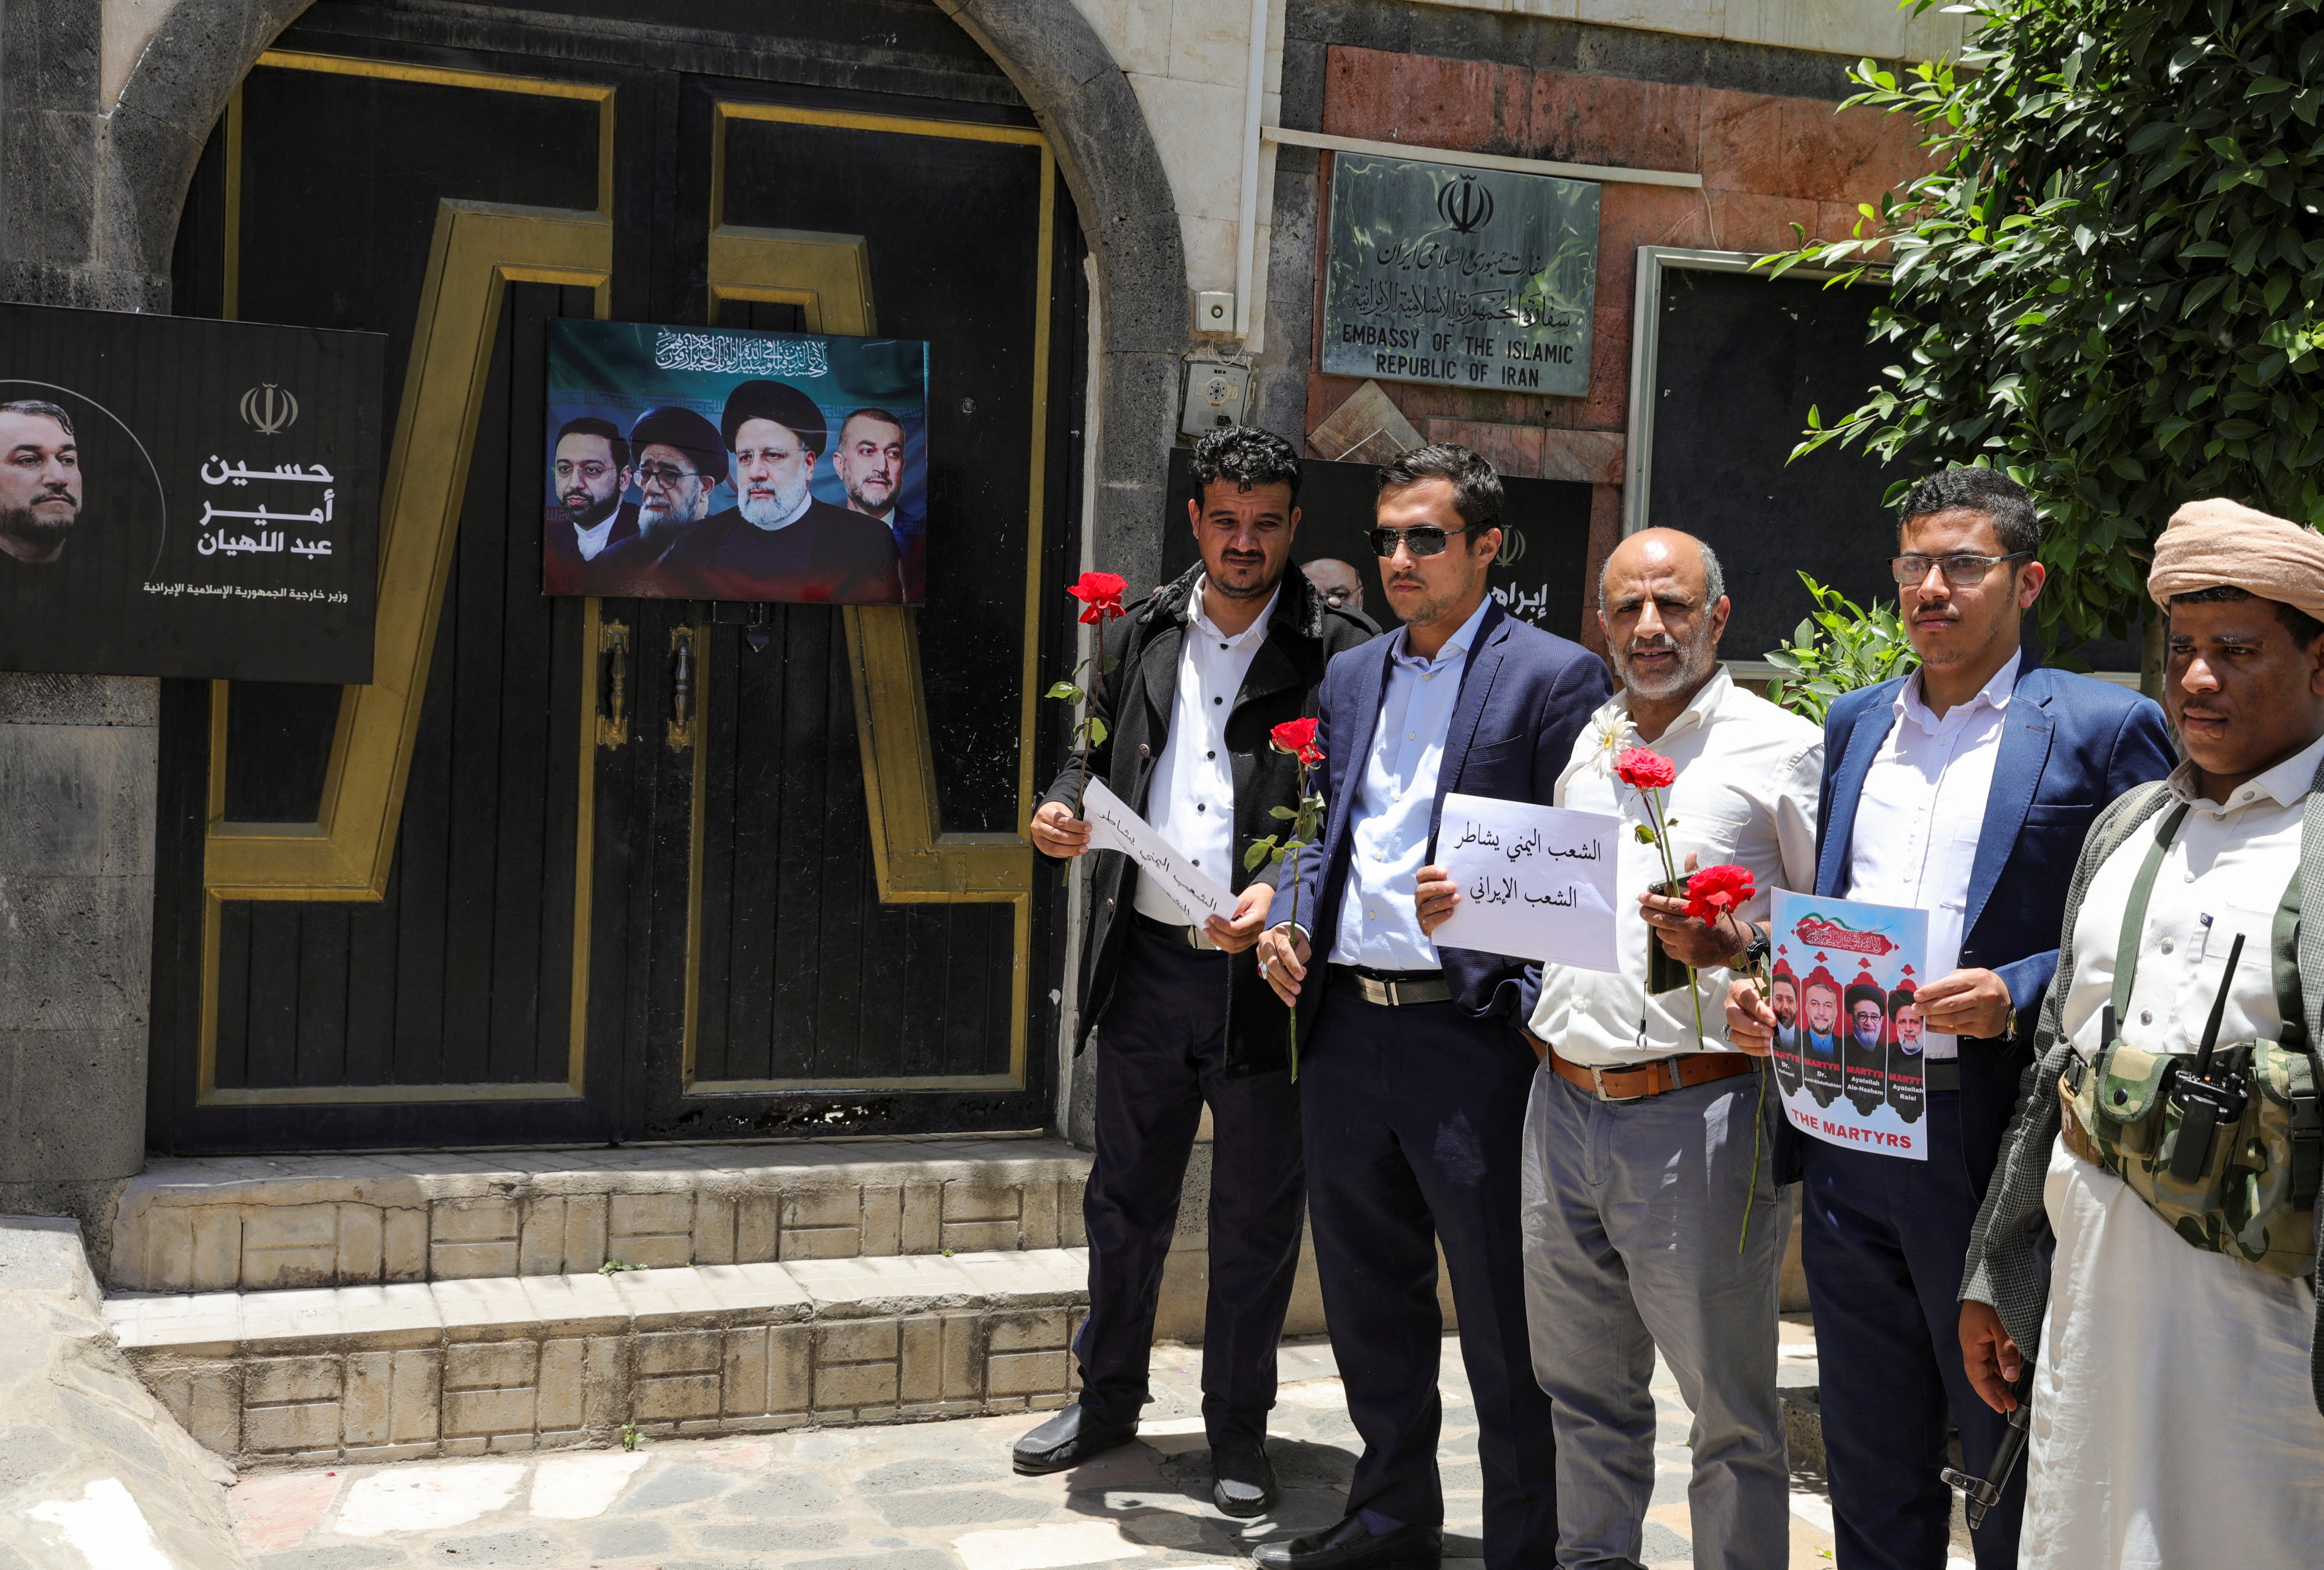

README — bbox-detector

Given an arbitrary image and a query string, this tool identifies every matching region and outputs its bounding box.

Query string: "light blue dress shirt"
[1328,595,1493,972]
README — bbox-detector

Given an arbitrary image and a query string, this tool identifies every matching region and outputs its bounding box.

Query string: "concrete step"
[105,1247,1090,1470]
[105,1136,1091,1294]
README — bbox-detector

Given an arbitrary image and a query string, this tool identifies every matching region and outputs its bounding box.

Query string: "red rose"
[1613,747,1676,790]
[1066,571,1128,624]
[1271,717,1324,766]
[1683,863,1755,923]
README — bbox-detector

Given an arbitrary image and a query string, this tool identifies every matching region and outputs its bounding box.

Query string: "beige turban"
[2147,497,2324,623]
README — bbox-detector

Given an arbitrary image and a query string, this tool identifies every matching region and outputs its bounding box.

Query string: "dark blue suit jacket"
[1797,662,2173,1186]
[1276,599,1612,1030]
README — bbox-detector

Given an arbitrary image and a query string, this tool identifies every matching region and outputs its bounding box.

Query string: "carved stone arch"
[93,0,1189,580]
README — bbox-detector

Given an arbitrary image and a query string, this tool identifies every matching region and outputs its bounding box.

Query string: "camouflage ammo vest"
[2059,794,2324,1277]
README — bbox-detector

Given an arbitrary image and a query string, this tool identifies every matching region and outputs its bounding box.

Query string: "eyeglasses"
[636,462,700,490]
[1890,551,2032,587]
[1368,523,1478,559]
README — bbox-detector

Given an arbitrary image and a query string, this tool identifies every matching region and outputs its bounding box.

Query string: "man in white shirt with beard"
[1521,527,1821,1570]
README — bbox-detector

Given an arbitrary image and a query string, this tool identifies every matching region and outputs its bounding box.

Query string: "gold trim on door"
[678,103,1053,1095]
[197,55,619,1104]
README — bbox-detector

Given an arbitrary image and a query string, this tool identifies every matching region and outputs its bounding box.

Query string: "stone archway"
[0,0,1187,1212]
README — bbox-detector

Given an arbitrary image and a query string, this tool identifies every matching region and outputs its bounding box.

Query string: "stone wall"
[0,676,159,1232]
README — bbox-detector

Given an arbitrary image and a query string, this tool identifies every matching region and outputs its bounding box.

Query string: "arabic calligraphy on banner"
[195,458,340,560]
[1431,793,1620,970]
[1321,155,1601,395]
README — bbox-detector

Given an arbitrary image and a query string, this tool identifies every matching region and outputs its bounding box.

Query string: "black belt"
[1133,910,1220,952]
[1328,963,1450,1008]
[1921,1058,1961,1092]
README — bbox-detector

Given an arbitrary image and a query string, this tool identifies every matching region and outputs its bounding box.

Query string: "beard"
[0,500,77,560]
[562,489,618,529]
[739,475,810,528]
[1612,623,1718,700]
[640,492,696,533]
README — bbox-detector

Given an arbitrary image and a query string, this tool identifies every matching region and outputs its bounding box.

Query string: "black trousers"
[1803,1091,2024,1570]
[1301,985,1558,1569]
[1074,923,1307,1444]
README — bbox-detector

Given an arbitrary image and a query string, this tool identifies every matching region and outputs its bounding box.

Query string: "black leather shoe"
[1252,1515,1442,1570]
[1210,1436,1279,1517]
[1011,1404,1138,1475]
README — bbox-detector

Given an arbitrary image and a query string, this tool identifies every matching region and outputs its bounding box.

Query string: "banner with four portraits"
[543,322,930,605]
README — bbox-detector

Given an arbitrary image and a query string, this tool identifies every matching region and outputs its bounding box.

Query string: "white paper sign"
[1080,778,1237,926]
[1431,792,1620,970]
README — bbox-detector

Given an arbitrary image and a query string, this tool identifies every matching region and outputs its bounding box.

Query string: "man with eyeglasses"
[1724,466,2170,1570]
[1254,444,1609,1570]
[542,417,638,595]
[591,405,726,597]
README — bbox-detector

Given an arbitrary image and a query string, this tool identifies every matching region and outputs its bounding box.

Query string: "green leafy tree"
[1764,575,1922,722]
[1762,0,2324,654]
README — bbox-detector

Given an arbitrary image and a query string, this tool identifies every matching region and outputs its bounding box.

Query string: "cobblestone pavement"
[226,1327,1956,1570]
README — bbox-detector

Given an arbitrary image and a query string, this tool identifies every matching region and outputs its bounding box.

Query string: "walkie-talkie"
[1942,1372,2032,1530]
[2168,932,2250,1183]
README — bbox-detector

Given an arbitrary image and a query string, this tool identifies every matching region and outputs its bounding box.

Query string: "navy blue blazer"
[1275,599,1612,1030]
[1799,662,2173,1185]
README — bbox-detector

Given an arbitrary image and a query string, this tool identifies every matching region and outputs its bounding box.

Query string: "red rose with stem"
[1247,718,1328,1078]
[1617,746,1709,1049]
[1044,573,1129,805]
[1691,861,1769,1255]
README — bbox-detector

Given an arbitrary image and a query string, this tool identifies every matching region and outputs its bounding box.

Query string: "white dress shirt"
[573,512,620,560]
[1132,578,1280,923]
[2022,730,2324,1570]
[1530,668,1823,1064]
[1329,596,1494,971]
[1844,651,2021,1059]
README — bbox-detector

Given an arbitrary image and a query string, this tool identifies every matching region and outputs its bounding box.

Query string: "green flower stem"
[1738,1059,1767,1255]
[1639,785,1705,1050]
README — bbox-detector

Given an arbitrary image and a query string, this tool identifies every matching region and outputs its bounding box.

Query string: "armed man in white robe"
[1957,498,2324,1569]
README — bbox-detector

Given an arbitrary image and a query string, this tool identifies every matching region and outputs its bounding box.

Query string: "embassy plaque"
[1322,154,1601,395]
[0,301,382,683]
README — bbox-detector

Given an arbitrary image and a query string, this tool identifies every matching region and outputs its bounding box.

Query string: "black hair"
[720,380,826,457]
[838,408,907,443]
[1378,442,1501,537]
[1189,425,1301,507]
[0,399,73,440]
[2167,583,2324,648]
[1897,466,2040,557]
[556,416,628,471]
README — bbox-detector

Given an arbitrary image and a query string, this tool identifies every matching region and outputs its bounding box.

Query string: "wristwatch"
[1737,924,1771,975]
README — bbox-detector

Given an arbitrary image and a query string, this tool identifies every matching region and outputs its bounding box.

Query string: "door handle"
[667,626,697,753]
[597,618,631,748]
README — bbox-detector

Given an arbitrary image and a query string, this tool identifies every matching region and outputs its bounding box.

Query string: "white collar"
[1392,595,1492,671]
[1189,575,1279,649]
[2171,728,2324,815]
[1896,649,2020,733]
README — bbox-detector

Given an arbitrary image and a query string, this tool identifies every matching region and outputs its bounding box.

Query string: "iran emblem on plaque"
[1321,154,1601,397]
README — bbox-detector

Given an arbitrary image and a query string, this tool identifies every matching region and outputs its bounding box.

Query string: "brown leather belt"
[1548,1044,1757,1102]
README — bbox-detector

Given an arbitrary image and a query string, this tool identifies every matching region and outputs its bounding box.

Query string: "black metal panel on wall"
[148,0,1083,1152]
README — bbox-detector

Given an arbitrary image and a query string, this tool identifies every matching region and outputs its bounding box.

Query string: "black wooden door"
[149,2,1080,1152]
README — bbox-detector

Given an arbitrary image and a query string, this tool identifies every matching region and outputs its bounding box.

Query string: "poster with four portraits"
[543,322,929,605]
[1768,889,1931,1161]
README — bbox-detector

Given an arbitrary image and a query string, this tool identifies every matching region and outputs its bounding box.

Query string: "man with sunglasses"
[1254,444,1610,1570]
[1724,467,2170,1570]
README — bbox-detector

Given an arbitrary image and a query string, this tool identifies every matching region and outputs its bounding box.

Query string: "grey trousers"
[1519,1060,1792,1570]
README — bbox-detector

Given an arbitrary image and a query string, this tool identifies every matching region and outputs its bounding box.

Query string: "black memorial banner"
[0,302,383,683]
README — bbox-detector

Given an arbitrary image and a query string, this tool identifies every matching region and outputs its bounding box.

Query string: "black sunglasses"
[1367,523,1480,559]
